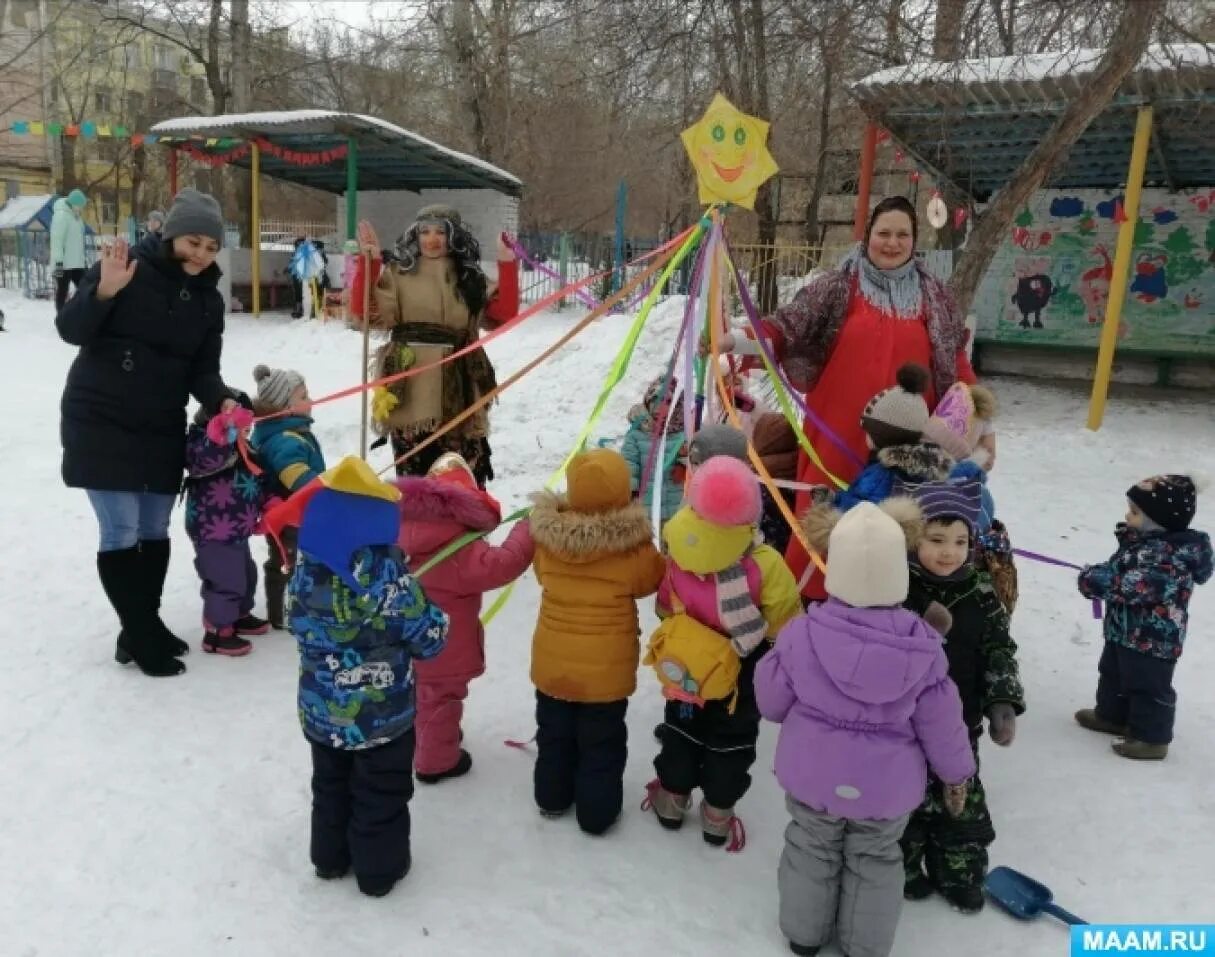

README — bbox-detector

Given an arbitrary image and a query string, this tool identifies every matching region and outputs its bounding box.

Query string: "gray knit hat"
[146,209,165,230]
[861,363,931,450]
[414,203,462,227]
[162,188,224,246]
[689,423,749,466]
[253,363,305,413]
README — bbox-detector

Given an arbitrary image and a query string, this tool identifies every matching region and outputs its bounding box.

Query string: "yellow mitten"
[371,387,399,422]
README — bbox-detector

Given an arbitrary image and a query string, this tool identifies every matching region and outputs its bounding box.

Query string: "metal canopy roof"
[150,110,522,197]
[850,44,1215,199]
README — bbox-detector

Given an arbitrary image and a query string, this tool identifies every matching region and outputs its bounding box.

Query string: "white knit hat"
[824,502,911,608]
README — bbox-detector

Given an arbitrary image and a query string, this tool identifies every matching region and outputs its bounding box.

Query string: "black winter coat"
[56,234,230,494]
[905,565,1026,733]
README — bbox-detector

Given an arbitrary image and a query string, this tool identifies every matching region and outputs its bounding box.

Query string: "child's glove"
[371,386,399,423]
[987,703,1017,747]
[943,780,969,818]
[206,406,254,446]
[922,600,953,637]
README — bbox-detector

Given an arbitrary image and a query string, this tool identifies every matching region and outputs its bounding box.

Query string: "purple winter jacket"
[755,598,975,821]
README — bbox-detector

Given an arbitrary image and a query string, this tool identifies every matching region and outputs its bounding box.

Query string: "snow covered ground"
[2,286,1213,957]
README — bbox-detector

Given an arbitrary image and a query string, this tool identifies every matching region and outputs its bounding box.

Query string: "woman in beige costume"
[350,205,520,485]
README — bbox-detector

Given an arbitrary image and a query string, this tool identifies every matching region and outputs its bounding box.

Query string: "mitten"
[371,386,399,423]
[922,600,953,637]
[943,780,969,818]
[987,702,1017,746]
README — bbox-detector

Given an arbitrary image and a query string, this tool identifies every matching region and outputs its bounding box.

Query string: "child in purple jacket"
[755,501,975,957]
[184,393,272,655]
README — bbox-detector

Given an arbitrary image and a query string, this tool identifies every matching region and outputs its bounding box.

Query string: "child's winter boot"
[1074,708,1128,736]
[699,800,744,849]
[234,613,271,636]
[314,864,348,880]
[415,749,473,784]
[788,944,820,956]
[940,882,985,914]
[1112,738,1168,760]
[202,627,253,657]
[904,870,934,901]
[642,779,690,830]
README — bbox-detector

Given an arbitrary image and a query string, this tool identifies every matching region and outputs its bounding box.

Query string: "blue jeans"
[85,490,176,552]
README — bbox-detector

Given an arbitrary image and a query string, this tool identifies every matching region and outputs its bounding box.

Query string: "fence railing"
[259,220,338,250]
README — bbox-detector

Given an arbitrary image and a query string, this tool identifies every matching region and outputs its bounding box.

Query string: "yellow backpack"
[644,591,741,713]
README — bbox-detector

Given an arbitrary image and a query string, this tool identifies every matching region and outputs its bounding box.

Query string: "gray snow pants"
[778,795,909,957]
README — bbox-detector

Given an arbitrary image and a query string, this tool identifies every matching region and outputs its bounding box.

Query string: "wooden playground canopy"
[149,110,522,315]
[842,43,1215,431]
[848,43,1215,199]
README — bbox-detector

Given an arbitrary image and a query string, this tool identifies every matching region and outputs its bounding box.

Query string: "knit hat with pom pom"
[253,363,306,414]
[860,362,931,450]
[687,455,761,527]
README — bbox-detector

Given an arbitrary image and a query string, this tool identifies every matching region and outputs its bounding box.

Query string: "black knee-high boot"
[98,548,185,677]
[139,539,189,656]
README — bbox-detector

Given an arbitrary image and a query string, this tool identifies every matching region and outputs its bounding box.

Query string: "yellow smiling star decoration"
[681,93,779,211]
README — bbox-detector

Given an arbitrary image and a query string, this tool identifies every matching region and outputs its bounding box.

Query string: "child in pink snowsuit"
[396,453,534,782]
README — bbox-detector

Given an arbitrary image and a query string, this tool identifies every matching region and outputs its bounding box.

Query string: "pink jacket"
[397,476,534,683]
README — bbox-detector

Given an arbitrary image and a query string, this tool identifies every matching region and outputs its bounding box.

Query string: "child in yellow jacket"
[528,448,666,835]
[645,455,802,848]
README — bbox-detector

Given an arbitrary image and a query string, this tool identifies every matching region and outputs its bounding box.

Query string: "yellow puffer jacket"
[529,450,665,703]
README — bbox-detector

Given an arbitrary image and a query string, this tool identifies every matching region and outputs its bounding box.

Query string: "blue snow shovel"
[984,866,1088,926]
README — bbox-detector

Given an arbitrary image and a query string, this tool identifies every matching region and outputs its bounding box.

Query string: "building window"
[125,91,144,120]
[153,44,177,71]
[6,180,20,200]
[126,45,142,69]
[95,88,112,113]
[190,77,207,105]
[49,80,58,104]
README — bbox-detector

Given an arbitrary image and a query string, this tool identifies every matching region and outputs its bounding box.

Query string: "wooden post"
[852,123,879,242]
[250,141,261,317]
[360,252,371,459]
[168,148,178,196]
[1087,106,1153,431]
[345,137,358,241]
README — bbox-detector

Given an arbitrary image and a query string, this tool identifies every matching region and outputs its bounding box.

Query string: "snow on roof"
[855,43,1215,90]
[0,194,53,230]
[151,110,521,186]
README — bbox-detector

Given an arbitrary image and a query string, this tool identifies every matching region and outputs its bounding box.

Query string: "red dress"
[783,290,976,598]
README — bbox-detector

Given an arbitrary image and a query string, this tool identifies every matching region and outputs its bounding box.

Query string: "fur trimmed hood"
[877,443,955,482]
[395,475,501,532]
[801,494,924,555]
[529,490,654,562]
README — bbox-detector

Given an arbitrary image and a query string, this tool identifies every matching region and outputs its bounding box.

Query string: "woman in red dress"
[721,196,992,596]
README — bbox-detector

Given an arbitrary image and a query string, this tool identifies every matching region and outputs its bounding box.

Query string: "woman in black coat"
[57,188,236,677]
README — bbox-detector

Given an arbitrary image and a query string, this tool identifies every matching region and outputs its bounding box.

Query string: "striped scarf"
[717,562,766,656]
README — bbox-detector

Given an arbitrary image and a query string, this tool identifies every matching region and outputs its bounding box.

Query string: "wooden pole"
[852,122,879,242]
[360,251,371,459]
[251,141,261,317]
[1087,106,1153,432]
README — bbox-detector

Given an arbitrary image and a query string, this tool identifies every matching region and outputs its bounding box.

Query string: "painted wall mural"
[975,187,1215,354]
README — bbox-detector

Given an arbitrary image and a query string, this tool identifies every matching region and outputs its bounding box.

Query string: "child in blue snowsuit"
[621,374,688,525]
[250,363,327,628]
[275,456,449,898]
[1075,475,1212,760]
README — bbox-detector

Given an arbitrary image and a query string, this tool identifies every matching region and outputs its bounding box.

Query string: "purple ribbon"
[507,237,659,313]
[723,237,866,472]
[1013,548,1103,619]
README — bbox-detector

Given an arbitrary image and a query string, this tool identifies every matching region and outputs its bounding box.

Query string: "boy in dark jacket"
[900,476,1025,914]
[273,456,449,898]
[1076,475,1212,761]
[251,363,327,628]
